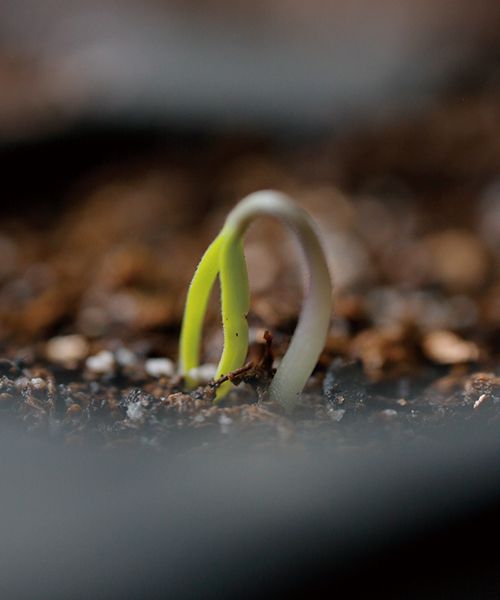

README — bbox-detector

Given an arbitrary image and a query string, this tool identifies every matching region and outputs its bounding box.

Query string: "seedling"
[179,190,332,411]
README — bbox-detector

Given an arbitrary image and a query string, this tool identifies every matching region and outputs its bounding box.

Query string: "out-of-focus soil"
[0,88,499,451]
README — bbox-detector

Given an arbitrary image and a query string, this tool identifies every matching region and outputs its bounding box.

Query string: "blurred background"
[1,0,500,137]
[0,0,499,368]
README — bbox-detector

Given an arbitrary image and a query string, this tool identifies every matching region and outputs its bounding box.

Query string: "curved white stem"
[225,190,332,411]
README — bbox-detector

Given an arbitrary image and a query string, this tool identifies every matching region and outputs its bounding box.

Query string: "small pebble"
[422,330,479,364]
[145,358,175,378]
[115,347,137,367]
[187,363,217,384]
[127,402,144,422]
[473,394,488,410]
[46,335,89,364]
[86,350,115,374]
[30,377,46,390]
[15,377,29,389]
[464,373,499,405]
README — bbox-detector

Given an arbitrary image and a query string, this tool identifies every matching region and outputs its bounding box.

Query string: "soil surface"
[1,87,499,453]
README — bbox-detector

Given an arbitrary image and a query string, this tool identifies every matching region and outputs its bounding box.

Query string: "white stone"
[46,335,89,363]
[187,363,217,384]
[115,347,137,367]
[86,350,115,374]
[144,358,175,378]
[15,377,29,389]
[30,377,46,390]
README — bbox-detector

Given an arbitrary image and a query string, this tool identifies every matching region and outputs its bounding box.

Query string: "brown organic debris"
[422,331,480,365]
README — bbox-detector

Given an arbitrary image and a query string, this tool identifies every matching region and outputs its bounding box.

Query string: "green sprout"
[179,190,332,410]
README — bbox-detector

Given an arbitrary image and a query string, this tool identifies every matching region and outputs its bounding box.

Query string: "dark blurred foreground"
[1,419,500,599]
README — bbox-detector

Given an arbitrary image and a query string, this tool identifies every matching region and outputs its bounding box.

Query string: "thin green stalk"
[179,228,250,398]
[179,234,223,385]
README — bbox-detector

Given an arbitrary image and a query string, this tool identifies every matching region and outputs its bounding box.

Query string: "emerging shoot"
[179,190,332,411]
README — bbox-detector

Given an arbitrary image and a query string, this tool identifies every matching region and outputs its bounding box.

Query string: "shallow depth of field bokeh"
[0,1,499,446]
